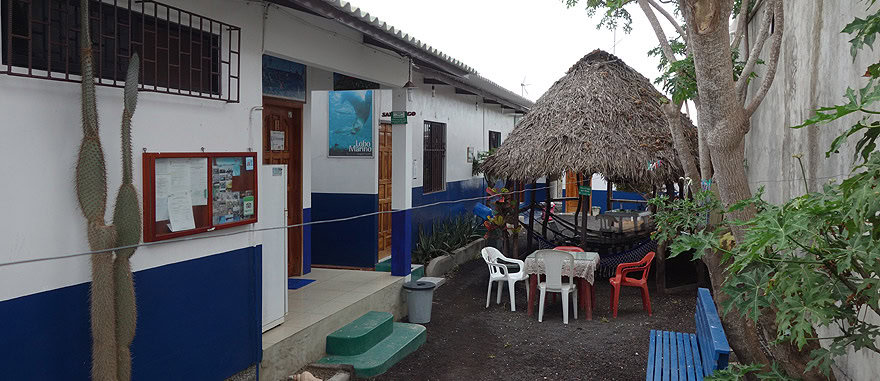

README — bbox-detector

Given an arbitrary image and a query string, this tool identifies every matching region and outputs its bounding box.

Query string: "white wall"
[263,5,408,88]
[0,0,265,301]
[744,2,880,379]
[408,73,520,188]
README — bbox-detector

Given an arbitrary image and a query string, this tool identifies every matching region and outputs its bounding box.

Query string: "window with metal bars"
[488,130,501,150]
[1,0,240,102]
[423,121,446,194]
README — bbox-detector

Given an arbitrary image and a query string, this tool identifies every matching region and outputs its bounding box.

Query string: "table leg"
[585,281,593,321]
[528,274,537,316]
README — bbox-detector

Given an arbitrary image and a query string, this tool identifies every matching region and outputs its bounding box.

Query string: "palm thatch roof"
[482,49,697,188]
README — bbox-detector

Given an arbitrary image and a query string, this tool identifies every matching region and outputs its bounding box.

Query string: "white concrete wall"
[408,73,520,188]
[0,0,265,301]
[263,4,408,88]
[744,1,880,379]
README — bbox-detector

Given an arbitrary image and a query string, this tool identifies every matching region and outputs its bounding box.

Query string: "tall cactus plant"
[75,0,142,379]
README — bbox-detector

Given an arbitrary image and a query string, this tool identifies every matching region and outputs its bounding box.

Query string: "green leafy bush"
[412,214,485,264]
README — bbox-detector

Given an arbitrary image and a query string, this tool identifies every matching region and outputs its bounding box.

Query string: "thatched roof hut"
[483,49,697,188]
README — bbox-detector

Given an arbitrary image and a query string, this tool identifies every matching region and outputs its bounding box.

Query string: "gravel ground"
[371,258,697,381]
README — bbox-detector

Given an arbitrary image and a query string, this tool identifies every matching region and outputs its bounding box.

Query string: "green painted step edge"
[318,322,427,378]
[326,311,393,356]
[411,266,424,281]
[374,258,392,272]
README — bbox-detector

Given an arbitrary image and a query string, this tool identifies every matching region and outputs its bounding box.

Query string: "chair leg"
[538,289,546,322]
[508,281,517,312]
[561,291,569,324]
[523,281,529,301]
[611,285,620,318]
[641,286,652,316]
[486,280,493,308]
[496,281,503,304]
[572,288,578,320]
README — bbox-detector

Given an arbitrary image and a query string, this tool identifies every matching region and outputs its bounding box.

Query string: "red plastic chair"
[553,246,584,252]
[609,251,655,318]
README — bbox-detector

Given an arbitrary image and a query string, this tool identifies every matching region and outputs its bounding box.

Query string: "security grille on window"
[423,121,446,194]
[488,130,501,150]
[1,0,241,102]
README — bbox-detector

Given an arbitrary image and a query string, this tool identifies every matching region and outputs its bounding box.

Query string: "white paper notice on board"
[189,158,208,206]
[168,191,195,232]
[155,159,173,221]
[270,130,285,150]
[170,159,192,196]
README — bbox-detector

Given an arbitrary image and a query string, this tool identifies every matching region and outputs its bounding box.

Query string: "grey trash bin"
[403,280,436,324]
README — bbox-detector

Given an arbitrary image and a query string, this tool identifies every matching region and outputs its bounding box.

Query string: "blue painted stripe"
[311,193,378,268]
[0,247,261,380]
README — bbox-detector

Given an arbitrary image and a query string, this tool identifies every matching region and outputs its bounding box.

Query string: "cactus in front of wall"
[75,0,142,379]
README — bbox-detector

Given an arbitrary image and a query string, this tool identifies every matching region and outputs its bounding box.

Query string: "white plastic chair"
[481,247,529,312]
[536,249,578,324]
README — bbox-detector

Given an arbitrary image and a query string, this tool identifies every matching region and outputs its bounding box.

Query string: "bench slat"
[647,330,657,381]
[663,331,672,381]
[689,333,704,381]
[682,332,695,381]
[653,331,663,381]
[676,332,687,381]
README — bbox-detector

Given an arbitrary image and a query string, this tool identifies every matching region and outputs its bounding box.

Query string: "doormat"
[288,278,316,290]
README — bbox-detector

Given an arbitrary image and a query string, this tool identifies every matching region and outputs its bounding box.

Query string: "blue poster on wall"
[328,90,373,157]
[262,55,306,101]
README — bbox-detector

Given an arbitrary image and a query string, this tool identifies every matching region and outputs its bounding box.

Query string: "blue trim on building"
[391,209,412,276]
[303,208,312,274]
[0,246,261,380]
[591,190,646,213]
[411,178,485,248]
[311,193,378,268]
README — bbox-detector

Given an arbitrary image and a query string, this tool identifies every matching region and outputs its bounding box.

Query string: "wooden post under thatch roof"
[482,49,698,191]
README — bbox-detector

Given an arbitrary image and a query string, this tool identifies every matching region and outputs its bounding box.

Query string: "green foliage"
[647,190,720,248]
[413,214,485,264]
[657,154,880,375]
[564,0,634,33]
[707,362,797,381]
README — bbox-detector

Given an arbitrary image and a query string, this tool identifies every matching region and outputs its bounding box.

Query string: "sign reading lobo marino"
[328,90,373,157]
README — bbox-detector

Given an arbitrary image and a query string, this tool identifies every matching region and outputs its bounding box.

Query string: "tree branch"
[647,0,687,42]
[745,0,784,118]
[637,0,677,64]
[735,1,773,98]
[730,0,750,50]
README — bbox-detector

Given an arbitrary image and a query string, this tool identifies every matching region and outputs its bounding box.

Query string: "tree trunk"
[681,1,828,378]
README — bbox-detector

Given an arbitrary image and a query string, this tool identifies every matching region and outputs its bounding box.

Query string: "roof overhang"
[270,0,472,77]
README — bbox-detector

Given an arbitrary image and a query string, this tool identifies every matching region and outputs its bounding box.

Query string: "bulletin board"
[143,152,258,242]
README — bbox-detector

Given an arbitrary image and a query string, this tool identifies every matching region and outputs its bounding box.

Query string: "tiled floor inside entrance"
[261,268,399,349]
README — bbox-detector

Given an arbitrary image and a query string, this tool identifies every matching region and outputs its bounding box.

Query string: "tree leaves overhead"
[565,0,635,33]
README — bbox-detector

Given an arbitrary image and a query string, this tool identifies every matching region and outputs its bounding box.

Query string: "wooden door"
[263,97,303,277]
[565,171,579,212]
[377,123,393,260]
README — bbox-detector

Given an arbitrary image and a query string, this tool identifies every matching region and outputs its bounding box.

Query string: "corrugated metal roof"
[283,0,533,111]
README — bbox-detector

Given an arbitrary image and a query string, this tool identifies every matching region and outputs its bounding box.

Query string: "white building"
[0,0,531,379]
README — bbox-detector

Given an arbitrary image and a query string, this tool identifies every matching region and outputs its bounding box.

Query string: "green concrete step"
[326,311,393,356]
[410,265,424,281]
[374,257,392,272]
[319,322,427,378]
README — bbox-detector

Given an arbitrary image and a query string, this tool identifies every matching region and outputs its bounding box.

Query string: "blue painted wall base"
[0,246,262,380]
[311,193,379,268]
[391,209,412,276]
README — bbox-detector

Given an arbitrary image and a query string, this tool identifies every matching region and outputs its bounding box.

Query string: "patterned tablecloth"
[524,251,600,285]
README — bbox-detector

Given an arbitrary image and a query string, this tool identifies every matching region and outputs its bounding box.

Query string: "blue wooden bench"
[646,288,731,381]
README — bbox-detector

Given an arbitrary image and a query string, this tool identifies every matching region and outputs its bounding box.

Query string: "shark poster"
[328,90,373,157]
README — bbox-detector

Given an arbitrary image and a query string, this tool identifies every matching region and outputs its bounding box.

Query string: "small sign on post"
[391,111,408,125]
[578,186,592,196]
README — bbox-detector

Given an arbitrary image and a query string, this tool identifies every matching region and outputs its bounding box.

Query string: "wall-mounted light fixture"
[431,85,436,98]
